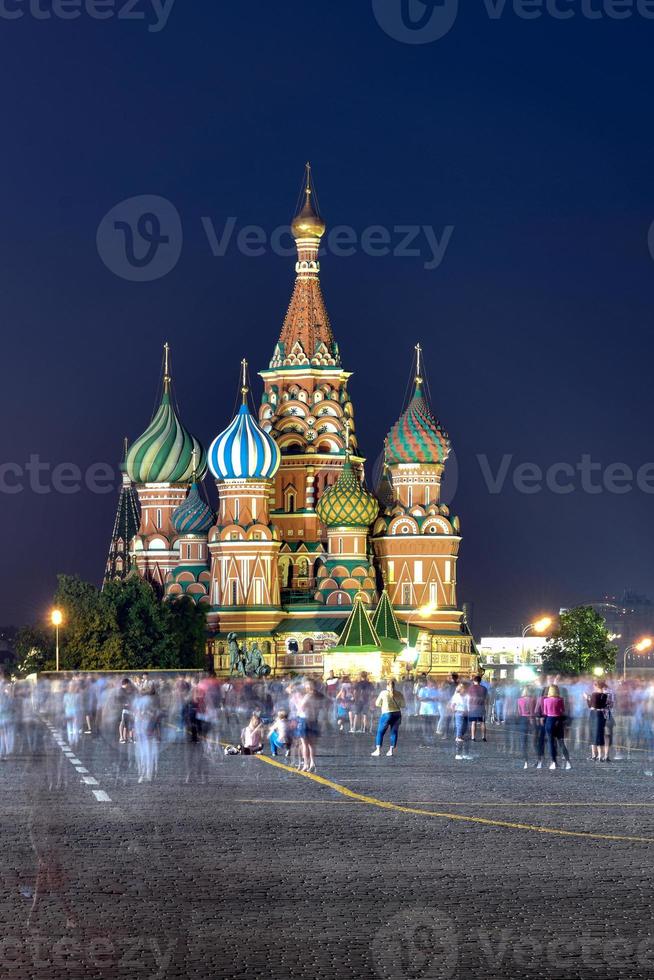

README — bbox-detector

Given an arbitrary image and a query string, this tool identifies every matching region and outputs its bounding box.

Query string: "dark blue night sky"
[3,0,654,631]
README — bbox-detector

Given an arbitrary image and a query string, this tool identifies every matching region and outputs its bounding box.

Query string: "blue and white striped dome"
[208,403,280,481]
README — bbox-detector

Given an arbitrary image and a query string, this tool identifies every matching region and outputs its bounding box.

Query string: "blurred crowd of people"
[2,667,654,778]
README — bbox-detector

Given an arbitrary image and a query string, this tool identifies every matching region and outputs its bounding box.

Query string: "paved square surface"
[2,715,654,980]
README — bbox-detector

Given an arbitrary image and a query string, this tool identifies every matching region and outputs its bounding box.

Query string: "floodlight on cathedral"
[208,360,281,482]
[126,343,207,485]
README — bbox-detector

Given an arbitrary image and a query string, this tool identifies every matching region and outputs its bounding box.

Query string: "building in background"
[478,636,548,680]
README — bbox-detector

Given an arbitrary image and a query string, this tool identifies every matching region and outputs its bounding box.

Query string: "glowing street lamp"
[520,616,553,672]
[593,666,605,678]
[623,637,653,680]
[400,603,437,669]
[51,608,63,672]
[524,617,553,637]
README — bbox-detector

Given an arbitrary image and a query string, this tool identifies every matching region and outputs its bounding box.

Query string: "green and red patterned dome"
[316,458,379,528]
[384,381,450,466]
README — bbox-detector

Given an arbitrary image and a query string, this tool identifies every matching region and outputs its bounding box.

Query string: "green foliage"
[166,596,208,669]
[15,627,54,675]
[24,573,209,672]
[542,606,617,676]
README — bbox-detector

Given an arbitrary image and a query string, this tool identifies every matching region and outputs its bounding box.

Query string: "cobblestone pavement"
[3,718,654,980]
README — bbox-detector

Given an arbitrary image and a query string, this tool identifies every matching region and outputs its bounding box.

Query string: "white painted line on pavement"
[80,776,99,786]
[75,766,89,774]
[92,790,112,802]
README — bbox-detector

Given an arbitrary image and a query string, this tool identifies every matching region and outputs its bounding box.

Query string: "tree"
[19,574,209,673]
[166,597,208,669]
[103,575,178,669]
[52,575,118,670]
[542,606,617,676]
[15,627,54,675]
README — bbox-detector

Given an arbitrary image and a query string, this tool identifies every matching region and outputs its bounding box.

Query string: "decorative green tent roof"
[332,595,381,651]
[316,458,379,528]
[373,590,404,643]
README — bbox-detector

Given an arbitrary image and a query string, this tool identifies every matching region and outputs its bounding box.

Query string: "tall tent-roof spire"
[333,594,381,651]
[372,590,404,644]
[269,164,340,370]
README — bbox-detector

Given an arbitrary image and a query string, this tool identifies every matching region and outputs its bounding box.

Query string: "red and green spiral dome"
[384,382,450,466]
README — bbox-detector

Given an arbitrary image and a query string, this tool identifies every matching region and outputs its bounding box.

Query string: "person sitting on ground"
[268,710,292,757]
[240,713,265,755]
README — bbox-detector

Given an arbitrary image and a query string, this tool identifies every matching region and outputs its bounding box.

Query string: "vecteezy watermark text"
[0,456,115,495]
[0,0,176,32]
[96,195,454,282]
[0,936,174,976]
[372,0,654,44]
[479,453,654,495]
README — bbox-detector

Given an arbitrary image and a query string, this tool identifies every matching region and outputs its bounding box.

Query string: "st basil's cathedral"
[104,169,477,678]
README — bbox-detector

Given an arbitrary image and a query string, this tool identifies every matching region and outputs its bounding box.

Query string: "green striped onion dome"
[316,458,379,528]
[126,388,207,484]
[171,482,214,535]
[385,382,450,466]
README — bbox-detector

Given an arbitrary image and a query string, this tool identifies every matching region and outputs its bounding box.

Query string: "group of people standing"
[0,667,638,779]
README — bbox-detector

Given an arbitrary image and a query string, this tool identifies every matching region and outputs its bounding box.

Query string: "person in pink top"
[517,687,536,769]
[240,713,264,755]
[541,685,571,770]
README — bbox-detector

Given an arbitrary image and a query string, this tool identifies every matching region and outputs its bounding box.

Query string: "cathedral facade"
[107,170,476,678]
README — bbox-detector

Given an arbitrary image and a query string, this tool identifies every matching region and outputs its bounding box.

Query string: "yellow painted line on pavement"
[253,755,654,843]
[231,798,654,808]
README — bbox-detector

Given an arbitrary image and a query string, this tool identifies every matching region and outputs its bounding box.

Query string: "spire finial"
[191,447,198,481]
[241,357,249,405]
[123,436,129,460]
[163,342,171,392]
[344,418,351,456]
[305,161,312,198]
[415,342,423,388]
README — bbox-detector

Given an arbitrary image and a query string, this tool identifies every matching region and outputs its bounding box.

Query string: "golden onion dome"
[291,191,326,240]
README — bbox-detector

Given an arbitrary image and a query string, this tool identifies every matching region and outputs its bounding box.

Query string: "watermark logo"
[0,0,176,31]
[97,195,182,282]
[97,197,454,281]
[372,0,460,43]
[372,908,459,980]
[373,0,654,44]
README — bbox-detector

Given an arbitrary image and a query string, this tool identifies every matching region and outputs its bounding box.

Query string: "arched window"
[285,488,297,513]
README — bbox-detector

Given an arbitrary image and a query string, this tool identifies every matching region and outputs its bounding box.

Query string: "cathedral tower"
[259,165,365,597]
[315,433,379,608]
[127,344,207,591]
[207,360,283,634]
[103,438,140,587]
[165,465,214,604]
[372,345,463,634]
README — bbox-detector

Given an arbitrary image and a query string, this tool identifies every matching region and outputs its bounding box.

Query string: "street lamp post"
[51,609,63,672]
[521,617,553,673]
[623,637,653,681]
